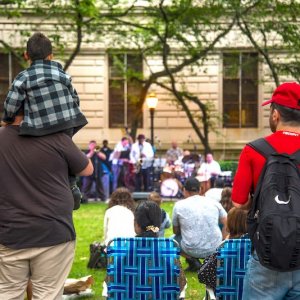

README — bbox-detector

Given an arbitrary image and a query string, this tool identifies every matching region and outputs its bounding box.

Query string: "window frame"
[222,52,259,128]
[108,52,143,129]
[0,52,23,117]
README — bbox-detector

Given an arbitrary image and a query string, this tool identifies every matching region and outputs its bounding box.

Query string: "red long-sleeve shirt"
[232,130,300,205]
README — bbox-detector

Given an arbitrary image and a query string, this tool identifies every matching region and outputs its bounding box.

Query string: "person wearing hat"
[232,82,300,299]
[172,177,227,271]
[130,134,154,191]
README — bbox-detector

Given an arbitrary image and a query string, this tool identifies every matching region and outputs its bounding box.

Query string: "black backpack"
[247,138,300,271]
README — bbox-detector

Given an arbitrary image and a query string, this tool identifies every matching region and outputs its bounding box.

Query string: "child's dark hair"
[108,187,135,212]
[134,200,161,237]
[27,32,52,61]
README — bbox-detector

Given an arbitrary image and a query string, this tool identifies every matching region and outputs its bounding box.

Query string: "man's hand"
[0,121,8,127]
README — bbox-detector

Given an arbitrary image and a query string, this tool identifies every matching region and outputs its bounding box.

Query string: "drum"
[174,165,185,177]
[160,178,179,197]
[160,165,174,181]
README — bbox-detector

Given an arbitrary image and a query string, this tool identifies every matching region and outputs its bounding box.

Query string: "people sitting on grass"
[103,187,136,246]
[148,191,171,237]
[198,207,248,291]
[172,177,227,272]
[102,187,136,298]
[134,200,187,299]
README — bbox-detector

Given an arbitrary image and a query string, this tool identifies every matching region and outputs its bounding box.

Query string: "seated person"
[148,191,171,237]
[197,153,221,192]
[198,207,248,290]
[134,200,187,298]
[166,141,183,165]
[172,177,227,272]
[102,188,136,298]
[103,187,136,246]
[220,187,233,213]
[204,178,227,202]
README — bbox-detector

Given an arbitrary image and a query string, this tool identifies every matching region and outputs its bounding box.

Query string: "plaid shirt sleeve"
[69,84,80,106]
[3,74,26,123]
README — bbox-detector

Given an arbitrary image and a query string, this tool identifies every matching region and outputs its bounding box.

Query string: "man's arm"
[233,197,251,210]
[219,216,227,239]
[173,225,180,235]
[77,159,93,177]
[172,204,180,235]
[231,146,255,207]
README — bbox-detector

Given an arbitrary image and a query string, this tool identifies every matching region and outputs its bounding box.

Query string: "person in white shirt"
[110,137,131,191]
[130,134,154,191]
[172,177,227,272]
[197,153,221,193]
[103,187,136,246]
[102,187,136,297]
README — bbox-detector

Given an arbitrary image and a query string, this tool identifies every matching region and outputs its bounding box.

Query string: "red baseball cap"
[262,82,300,110]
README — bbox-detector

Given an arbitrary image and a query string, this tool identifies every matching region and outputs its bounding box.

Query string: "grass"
[70,201,206,299]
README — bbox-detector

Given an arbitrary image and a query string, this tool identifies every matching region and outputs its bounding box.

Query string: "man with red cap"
[232,82,300,299]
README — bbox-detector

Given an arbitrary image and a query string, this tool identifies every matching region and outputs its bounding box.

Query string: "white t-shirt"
[103,205,136,245]
[197,160,221,179]
[172,195,227,258]
[205,188,223,202]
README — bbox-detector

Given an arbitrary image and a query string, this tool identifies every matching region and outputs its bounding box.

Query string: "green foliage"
[70,201,205,299]
[3,0,300,149]
[219,160,238,177]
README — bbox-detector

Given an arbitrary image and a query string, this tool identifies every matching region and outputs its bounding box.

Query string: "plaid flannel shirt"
[3,60,87,136]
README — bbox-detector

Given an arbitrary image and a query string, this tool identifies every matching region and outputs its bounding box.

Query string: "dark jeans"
[135,167,151,192]
[81,176,105,201]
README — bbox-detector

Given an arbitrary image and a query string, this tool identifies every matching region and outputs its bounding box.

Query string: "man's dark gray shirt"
[0,125,88,249]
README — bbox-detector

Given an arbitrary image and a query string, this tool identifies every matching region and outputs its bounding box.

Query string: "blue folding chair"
[106,237,181,300]
[206,238,252,300]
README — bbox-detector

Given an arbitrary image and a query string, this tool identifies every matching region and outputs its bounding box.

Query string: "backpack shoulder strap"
[292,149,300,164]
[247,138,277,159]
[249,138,300,164]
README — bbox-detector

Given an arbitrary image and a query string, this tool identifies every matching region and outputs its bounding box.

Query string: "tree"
[2,0,300,153]
[102,0,240,153]
[233,0,300,86]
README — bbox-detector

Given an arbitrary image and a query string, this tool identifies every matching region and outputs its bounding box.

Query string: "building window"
[108,53,143,128]
[0,53,23,117]
[223,52,258,128]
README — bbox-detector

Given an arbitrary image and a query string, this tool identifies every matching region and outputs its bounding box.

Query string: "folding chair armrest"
[204,286,216,300]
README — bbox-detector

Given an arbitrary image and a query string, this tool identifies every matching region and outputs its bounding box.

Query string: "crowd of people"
[1,31,300,300]
[79,135,227,203]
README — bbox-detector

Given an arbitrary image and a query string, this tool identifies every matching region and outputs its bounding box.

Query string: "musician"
[110,137,131,191]
[165,141,183,165]
[130,134,154,191]
[100,139,113,199]
[197,153,221,193]
[81,140,106,202]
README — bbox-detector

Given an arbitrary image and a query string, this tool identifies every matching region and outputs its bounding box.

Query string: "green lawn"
[70,201,206,299]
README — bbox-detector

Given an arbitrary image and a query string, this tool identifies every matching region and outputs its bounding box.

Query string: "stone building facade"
[0,12,291,159]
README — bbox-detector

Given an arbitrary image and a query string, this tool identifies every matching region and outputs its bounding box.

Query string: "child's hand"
[0,121,8,127]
